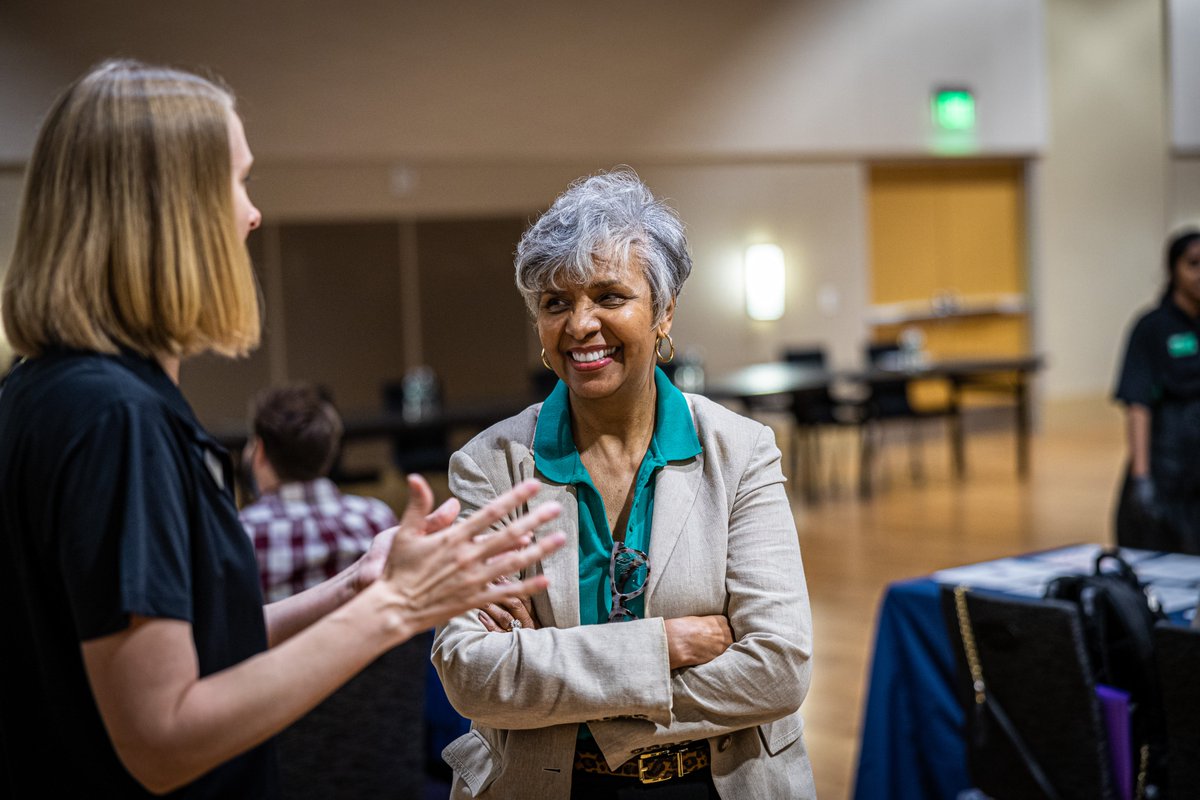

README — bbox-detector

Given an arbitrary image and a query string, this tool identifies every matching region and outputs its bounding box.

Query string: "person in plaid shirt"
[240,384,398,602]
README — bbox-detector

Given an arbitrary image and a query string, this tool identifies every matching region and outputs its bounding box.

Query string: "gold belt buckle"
[637,748,683,784]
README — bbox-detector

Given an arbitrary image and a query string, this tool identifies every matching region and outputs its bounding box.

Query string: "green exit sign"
[932,88,975,131]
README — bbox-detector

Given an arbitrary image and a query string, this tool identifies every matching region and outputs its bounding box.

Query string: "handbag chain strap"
[1135,743,1148,800]
[953,585,987,705]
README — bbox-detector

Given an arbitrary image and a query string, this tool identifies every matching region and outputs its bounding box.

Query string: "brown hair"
[2,59,260,359]
[251,384,343,483]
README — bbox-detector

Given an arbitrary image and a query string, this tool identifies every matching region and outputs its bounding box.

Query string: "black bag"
[1044,549,1168,798]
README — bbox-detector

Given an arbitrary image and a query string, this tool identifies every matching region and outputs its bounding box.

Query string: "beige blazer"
[432,393,814,799]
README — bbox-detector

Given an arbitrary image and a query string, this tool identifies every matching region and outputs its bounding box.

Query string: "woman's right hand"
[379,475,565,637]
[664,615,733,669]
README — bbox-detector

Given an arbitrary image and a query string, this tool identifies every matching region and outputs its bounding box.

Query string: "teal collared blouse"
[534,367,702,625]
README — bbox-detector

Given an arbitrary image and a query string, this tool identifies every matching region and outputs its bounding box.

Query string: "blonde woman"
[0,60,562,798]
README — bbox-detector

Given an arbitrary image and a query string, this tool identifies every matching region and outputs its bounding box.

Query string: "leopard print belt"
[573,741,711,785]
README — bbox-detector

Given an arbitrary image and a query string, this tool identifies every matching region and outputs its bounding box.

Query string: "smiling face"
[537,254,673,406]
[1172,239,1200,317]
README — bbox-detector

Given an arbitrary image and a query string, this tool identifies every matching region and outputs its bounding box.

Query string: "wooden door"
[868,162,1029,406]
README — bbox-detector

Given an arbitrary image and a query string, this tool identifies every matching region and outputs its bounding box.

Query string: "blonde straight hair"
[2,59,260,360]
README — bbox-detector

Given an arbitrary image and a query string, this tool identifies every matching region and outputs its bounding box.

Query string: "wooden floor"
[359,395,1128,800]
[795,396,1126,799]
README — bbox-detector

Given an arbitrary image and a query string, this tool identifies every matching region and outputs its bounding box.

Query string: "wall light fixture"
[744,243,785,321]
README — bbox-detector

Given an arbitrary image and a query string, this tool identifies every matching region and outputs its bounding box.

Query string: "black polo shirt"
[0,349,277,798]
[1114,296,1200,407]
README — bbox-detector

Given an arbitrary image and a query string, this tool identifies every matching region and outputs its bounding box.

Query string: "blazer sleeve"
[432,447,675,730]
[590,424,813,759]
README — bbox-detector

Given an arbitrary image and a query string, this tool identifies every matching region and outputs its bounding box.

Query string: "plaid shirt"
[239,478,398,603]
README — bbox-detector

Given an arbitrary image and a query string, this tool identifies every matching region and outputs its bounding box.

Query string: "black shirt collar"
[1160,295,1200,327]
[40,346,225,453]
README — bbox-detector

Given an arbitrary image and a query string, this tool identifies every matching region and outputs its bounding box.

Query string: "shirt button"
[717,735,733,752]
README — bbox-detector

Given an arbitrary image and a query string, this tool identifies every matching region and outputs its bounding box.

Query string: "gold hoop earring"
[656,333,675,364]
[541,349,553,371]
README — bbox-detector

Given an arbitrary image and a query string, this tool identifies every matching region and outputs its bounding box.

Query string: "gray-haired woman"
[433,169,815,799]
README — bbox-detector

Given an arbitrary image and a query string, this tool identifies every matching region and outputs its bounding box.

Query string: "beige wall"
[4,0,1196,411]
[639,164,870,375]
[1034,0,1170,400]
[0,0,1047,163]
[1171,159,1200,226]
[1169,0,1200,153]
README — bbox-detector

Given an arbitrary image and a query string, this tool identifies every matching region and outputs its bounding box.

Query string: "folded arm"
[435,615,675,729]
[436,431,810,744]
[434,451,676,728]
[590,426,812,757]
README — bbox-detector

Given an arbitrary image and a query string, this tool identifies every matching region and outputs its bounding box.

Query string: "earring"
[656,333,675,364]
[541,349,553,371]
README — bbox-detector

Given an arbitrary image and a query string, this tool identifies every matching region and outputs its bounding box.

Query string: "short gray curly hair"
[514,169,692,325]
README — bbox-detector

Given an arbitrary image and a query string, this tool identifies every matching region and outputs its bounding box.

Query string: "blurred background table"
[705,355,1044,498]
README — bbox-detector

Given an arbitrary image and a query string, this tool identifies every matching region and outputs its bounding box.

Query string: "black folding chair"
[276,633,431,800]
[939,587,1120,800]
[860,343,953,495]
[1154,622,1200,797]
[781,346,862,502]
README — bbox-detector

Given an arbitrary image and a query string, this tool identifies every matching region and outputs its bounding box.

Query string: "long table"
[705,355,1044,496]
[212,396,539,453]
[907,355,1044,477]
[852,545,1200,800]
[210,355,1042,494]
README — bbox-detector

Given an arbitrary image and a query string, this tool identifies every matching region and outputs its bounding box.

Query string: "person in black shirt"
[0,60,564,798]
[1113,228,1200,553]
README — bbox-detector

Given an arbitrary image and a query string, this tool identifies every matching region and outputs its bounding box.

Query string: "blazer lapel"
[645,455,704,604]
[518,451,581,629]
[538,481,580,628]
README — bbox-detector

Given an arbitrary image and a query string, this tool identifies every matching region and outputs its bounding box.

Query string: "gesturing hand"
[353,493,460,595]
[378,475,564,636]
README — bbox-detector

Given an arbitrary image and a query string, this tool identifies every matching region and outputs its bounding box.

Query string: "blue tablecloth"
[852,548,1200,800]
[853,578,970,800]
